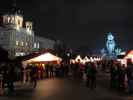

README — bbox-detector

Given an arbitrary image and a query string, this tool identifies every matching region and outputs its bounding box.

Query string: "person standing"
[7,63,15,94]
[79,63,84,79]
[45,63,50,78]
[1,63,8,88]
[110,62,119,89]
[118,64,126,91]
[126,59,133,94]
[30,65,37,88]
[64,63,69,77]
[85,62,91,88]
[49,64,54,78]
[90,62,97,89]
[85,62,97,89]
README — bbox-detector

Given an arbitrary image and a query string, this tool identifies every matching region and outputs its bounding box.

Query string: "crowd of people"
[23,62,70,81]
[101,59,133,93]
[0,59,133,95]
[0,62,17,94]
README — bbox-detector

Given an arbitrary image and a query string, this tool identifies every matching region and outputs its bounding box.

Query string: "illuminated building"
[101,32,122,59]
[0,7,34,58]
[34,36,55,51]
[0,4,55,58]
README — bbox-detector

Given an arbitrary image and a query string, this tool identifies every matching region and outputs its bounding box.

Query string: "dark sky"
[0,0,132,50]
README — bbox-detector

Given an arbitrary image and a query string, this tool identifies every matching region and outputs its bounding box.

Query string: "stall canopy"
[124,50,133,63]
[23,52,62,64]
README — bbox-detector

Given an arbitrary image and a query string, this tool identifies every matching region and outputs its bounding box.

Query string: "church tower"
[25,21,33,31]
[2,0,23,30]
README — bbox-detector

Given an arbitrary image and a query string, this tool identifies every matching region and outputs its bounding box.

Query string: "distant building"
[34,36,55,51]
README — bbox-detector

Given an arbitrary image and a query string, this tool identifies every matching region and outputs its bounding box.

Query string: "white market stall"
[117,50,133,66]
[23,52,62,65]
[124,50,133,63]
[21,52,62,82]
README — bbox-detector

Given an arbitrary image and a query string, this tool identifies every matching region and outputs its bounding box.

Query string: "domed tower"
[25,21,33,34]
[2,0,23,30]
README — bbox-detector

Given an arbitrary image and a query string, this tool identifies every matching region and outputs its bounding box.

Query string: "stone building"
[0,8,34,58]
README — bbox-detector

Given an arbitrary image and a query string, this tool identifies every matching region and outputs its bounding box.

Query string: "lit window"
[8,17,11,23]
[21,41,24,46]
[18,20,20,26]
[11,16,15,24]
[25,42,28,46]
[16,26,20,30]
[34,43,36,48]
[16,41,19,46]
[26,29,32,35]
[37,43,40,48]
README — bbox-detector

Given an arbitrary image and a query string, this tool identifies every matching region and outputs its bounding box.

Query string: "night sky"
[0,0,132,51]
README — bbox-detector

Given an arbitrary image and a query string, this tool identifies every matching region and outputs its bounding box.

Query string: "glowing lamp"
[75,55,83,63]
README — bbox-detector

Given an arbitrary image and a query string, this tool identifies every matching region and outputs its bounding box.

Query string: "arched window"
[11,16,15,24]
[18,20,20,26]
[16,41,19,46]
[8,17,11,23]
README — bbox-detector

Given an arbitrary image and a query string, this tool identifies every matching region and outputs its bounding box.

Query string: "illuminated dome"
[2,1,24,29]
[107,32,114,40]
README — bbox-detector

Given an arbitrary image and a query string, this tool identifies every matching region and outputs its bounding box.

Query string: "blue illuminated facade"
[101,32,122,59]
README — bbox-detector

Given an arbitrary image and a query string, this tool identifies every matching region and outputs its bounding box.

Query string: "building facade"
[34,36,55,51]
[0,8,55,58]
[101,32,122,60]
[0,9,34,58]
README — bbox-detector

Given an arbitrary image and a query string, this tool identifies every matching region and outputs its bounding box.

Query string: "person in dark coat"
[110,61,120,89]
[45,63,50,78]
[49,64,54,78]
[126,59,133,94]
[7,63,15,93]
[85,62,91,88]
[30,65,38,88]
[90,62,97,89]
[64,64,69,77]
[86,62,97,89]
[1,63,8,88]
[118,64,126,91]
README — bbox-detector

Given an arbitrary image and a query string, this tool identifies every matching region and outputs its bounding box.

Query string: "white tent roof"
[25,52,62,63]
[124,50,133,63]
[124,50,133,59]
